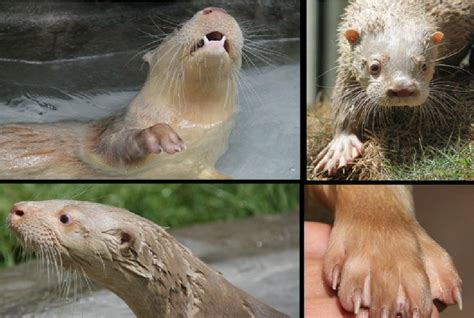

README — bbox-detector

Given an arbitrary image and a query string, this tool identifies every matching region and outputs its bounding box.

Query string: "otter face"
[152,7,243,74]
[7,200,136,270]
[346,26,442,107]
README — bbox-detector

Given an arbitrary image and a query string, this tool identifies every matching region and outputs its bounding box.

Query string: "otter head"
[345,24,443,107]
[7,200,145,280]
[145,7,243,78]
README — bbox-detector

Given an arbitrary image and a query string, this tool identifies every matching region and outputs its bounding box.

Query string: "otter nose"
[202,7,227,15]
[10,204,26,221]
[387,86,417,98]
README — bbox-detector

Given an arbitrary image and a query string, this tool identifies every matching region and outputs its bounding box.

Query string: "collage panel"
[0,1,300,180]
[304,184,474,318]
[0,0,473,318]
[307,1,473,180]
[0,183,300,317]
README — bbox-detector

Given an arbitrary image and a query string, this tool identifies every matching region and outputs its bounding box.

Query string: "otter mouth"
[191,31,230,55]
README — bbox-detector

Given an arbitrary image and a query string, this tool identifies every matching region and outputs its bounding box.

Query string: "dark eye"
[176,24,183,31]
[420,63,428,72]
[368,61,381,75]
[59,214,72,224]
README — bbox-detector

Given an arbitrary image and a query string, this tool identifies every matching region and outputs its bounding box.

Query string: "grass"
[0,184,299,267]
[384,144,472,180]
[307,91,473,180]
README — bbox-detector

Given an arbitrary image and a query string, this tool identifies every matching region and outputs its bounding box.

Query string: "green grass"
[0,184,299,267]
[384,143,472,180]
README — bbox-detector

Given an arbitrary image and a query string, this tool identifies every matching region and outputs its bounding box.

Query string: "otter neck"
[135,67,237,123]
[77,246,177,317]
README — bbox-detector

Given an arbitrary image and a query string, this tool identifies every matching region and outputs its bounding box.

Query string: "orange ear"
[345,28,360,45]
[431,31,444,45]
[142,50,154,64]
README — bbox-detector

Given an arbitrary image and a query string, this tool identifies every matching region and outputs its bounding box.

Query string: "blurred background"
[305,185,474,318]
[306,0,347,105]
[0,0,301,179]
[0,183,299,317]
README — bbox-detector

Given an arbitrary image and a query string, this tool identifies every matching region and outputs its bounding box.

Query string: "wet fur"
[7,200,288,318]
[314,0,473,175]
[0,8,243,179]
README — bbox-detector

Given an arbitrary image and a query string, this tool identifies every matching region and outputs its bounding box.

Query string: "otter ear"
[142,50,155,64]
[344,28,360,45]
[118,230,136,254]
[430,31,444,45]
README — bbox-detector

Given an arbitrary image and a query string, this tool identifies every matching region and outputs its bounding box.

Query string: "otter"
[7,200,289,318]
[313,0,473,175]
[0,7,242,179]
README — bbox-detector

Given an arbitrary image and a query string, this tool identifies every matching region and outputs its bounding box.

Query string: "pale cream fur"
[0,8,243,179]
[7,200,288,318]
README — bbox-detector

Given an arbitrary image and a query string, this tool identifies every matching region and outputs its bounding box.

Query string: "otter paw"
[323,222,445,317]
[417,230,462,311]
[140,123,186,155]
[313,133,363,175]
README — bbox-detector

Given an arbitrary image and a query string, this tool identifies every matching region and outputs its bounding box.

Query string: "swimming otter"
[313,0,473,175]
[0,7,242,179]
[7,200,289,317]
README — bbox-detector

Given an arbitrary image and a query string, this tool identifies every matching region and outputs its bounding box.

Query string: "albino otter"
[313,0,473,175]
[0,7,242,179]
[7,200,289,318]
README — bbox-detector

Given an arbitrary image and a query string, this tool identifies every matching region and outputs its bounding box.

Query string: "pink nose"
[11,205,25,217]
[387,88,417,98]
[202,7,227,15]
[9,204,27,222]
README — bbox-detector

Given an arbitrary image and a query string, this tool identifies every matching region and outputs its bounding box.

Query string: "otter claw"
[313,133,363,176]
[353,289,362,314]
[332,265,340,291]
[397,298,408,316]
[412,308,420,318]
[141,123,186,155]
[453,287,462,310]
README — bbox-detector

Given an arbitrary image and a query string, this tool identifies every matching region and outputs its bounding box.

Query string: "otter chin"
[7,200,289,318]
[0,7,243,179]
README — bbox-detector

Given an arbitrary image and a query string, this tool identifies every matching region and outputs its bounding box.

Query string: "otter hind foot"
[313,133,363,176]
[140,123,186,155]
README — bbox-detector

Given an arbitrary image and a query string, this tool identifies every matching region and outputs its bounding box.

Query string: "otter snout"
[9,203,28,223]
[384,79,424,106]
[387,86,417,98]
[202,7,227,15]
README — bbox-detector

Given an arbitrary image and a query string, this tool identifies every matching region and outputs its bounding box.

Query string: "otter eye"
[420,63,428,72]
[59,214,72,224]
[368,61,381,75]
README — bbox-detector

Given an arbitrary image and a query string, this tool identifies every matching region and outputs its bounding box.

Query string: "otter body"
[314,0,473,175]
[7,200,288,318]
[0,7,242,179]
